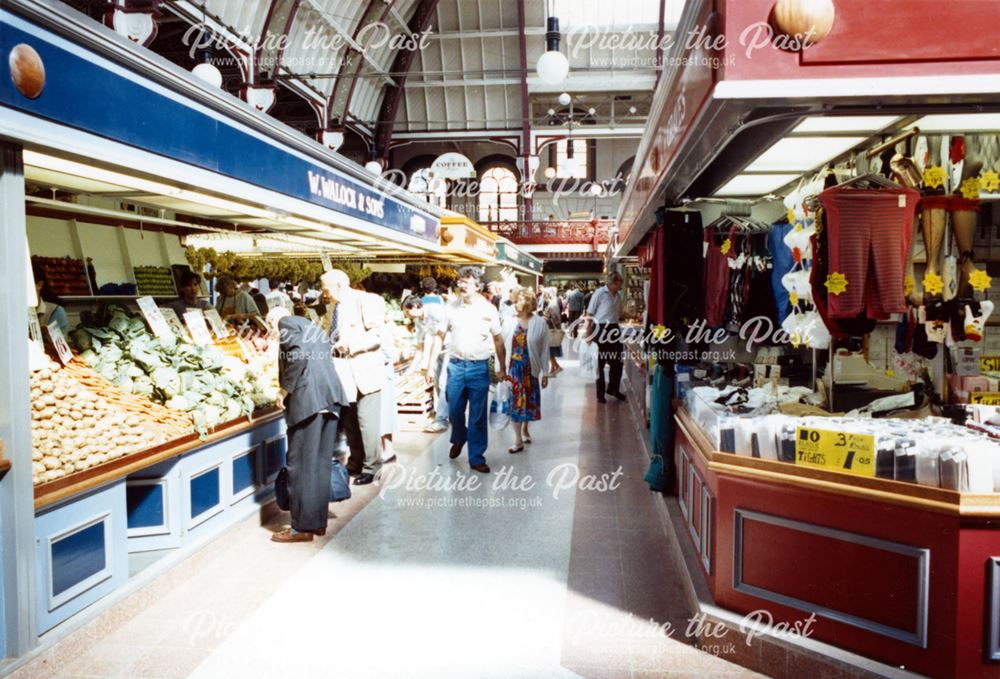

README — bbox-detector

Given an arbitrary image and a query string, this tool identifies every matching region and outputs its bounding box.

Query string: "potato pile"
[31,360,164,485]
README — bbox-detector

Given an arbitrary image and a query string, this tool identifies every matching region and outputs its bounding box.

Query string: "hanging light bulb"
[558,92,572,107]
[365,160,383,174]
[544,167,557,179]
[192,49,222,88]
[536,16,569,85]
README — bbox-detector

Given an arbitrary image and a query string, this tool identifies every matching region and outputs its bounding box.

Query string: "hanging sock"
[965,301,995,342]
[942,255,959,301]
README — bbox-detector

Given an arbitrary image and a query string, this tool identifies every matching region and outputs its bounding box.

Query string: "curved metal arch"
[373,0,440,160]
[324,0,400,131]
[253,0,300,85]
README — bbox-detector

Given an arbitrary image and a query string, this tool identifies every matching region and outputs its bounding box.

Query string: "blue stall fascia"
[0,4,439,245]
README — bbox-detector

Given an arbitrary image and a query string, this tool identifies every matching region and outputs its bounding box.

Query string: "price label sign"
[320,252,333,272]
[158,307,190,340]
[183,309,214,345]
[46,322,73,365]
[980,356,1000,373]
[28,308,43,345]
[204,308,232,338]
[795,427,876,477]
[136,296,173,339]
[971,392,1000,406]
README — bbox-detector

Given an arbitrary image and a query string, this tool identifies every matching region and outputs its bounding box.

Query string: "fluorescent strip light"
[744,136,866,173]
[23,151,180,196]
[911,114,1000,133]
[715,174,800,197]
[173,190,279,220]
[792,116,899,134]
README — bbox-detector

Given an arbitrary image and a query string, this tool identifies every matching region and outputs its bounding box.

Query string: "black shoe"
[449,442,463,459]
[347,467,363,477]
[470,463,491,474]
[609,391,627,402]
[597,396,607,404]
[353,473,376,486]
[382,455,397,464]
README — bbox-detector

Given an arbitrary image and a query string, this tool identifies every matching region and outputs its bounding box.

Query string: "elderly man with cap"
[321,269,387,486]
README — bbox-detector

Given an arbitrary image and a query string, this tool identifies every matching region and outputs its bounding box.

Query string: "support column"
[0,143,37,659]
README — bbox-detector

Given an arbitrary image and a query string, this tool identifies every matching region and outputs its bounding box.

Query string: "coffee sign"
[429,152,476,180]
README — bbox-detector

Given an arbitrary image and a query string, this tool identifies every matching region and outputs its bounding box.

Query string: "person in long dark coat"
[270,309,350,543]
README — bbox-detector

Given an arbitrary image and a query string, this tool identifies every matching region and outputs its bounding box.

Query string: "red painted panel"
[712,474,960,678]
[802,1,1000,65]
[739,516,921,633]
[954,524,1000,679]
[691,475,703,543]
[720,0,1000,81]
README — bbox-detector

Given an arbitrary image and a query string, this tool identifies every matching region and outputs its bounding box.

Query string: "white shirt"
[587,285,622,325]
[444,295,502,360]
[415,303,449,349]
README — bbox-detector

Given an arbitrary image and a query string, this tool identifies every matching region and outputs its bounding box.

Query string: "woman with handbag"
[502,288,550,454]
[543,287,564,376]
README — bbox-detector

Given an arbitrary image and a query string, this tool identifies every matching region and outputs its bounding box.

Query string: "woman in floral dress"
[502,288,551,453]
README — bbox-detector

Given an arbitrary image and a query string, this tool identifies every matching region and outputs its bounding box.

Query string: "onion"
[772,0,835,43]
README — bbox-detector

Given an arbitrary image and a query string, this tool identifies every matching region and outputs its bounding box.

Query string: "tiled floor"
[9,353,767,679]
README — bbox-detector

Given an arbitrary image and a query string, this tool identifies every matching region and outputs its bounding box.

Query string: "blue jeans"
[446,358,490,465]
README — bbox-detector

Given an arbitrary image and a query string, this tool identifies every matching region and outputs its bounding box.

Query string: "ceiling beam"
[517,0,532,219]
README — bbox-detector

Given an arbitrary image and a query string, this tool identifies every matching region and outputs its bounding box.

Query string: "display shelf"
[34,407,282,511]
[674,405,1000,517]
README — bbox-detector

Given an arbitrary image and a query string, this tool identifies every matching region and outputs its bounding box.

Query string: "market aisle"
[15,355,766,679]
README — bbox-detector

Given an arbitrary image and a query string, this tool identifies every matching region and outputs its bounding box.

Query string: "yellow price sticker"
[980,356,1000,373]
[970,392,1000,406]
[795,427,876,477]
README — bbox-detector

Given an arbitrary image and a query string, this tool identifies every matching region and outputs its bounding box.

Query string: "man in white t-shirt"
[403,294,451,433]
[428,266,506,474]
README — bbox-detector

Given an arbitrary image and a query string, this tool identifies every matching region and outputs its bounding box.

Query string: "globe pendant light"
[536,16,569,85]
[192,49,222,88]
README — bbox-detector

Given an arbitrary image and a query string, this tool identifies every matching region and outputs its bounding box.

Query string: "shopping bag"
[579,342,598,380]
[275,467,291,511]
[330,458,352,502]
[488,380,512,430]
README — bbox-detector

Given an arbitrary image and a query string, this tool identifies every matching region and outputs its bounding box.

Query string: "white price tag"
[320,252,333,272]
[46,322,73,365]
[28,308,43,345]
[158,307,190,340]
[183,309,214,345]
[136,296,173,339]
[204,308,232,338]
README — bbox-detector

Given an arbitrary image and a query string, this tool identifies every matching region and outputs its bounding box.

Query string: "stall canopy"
[495,239,543,278]
[1,3,443,259]
[437,213,499,265]
[616,0,1000,257]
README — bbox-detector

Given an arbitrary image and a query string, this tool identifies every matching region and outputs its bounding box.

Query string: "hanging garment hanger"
[832,172,902,190]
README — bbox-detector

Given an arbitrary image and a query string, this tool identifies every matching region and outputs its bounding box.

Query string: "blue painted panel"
[232,450,257,495]
[0,11,438,243]
[126,483,165,529]
[51,522,105,598]
[189,467,220,520]
[265,438,287,481]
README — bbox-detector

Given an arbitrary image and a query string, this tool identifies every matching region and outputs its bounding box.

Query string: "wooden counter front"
[672,404,1000,679]
[34,407,282,510]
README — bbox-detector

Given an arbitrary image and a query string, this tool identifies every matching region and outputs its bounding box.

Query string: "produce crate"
[32,255,90,296]
[395,372,433,431]
[133,266,177,297]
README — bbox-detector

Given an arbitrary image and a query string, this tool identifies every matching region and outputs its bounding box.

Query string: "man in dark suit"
[270,308,349,543]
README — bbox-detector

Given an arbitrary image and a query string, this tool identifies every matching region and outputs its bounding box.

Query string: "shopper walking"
[566,284,585,337]
[403,295,451,433]
[420,276,443,305]
[587,272,626,403]
[502,288,550,454]
[269,308,349,543]
[542,287,564,376]
[428,266,506,474]
[321,270,386,486]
